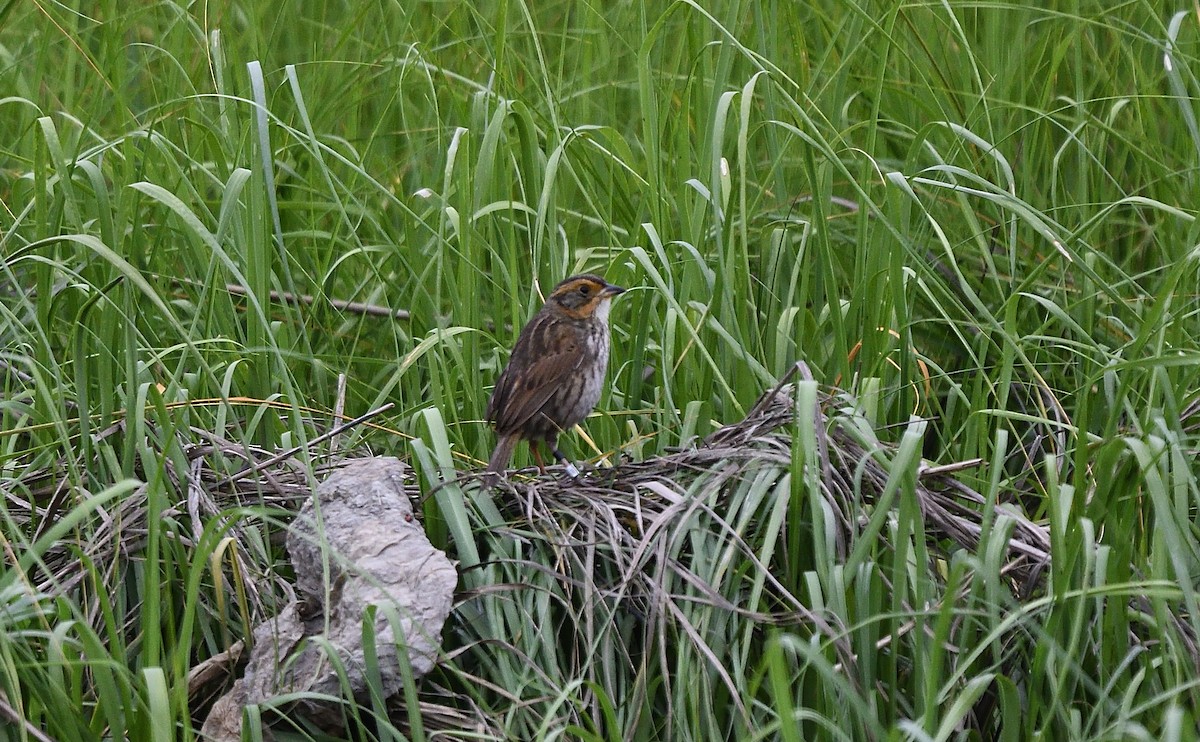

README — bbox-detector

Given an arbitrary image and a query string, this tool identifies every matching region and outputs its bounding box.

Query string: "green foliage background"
[3,0,1200,739]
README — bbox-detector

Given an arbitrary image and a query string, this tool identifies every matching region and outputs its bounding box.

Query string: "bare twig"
[223,282,410,319]
[216,403,394,487]
[0,689,57,742]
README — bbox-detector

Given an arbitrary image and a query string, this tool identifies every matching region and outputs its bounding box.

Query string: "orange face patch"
[550,276,608,298]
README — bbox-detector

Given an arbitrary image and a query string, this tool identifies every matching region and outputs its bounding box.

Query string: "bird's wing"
[486,315,584,434]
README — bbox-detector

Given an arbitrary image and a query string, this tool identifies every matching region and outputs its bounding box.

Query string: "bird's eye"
[578,284,591,296]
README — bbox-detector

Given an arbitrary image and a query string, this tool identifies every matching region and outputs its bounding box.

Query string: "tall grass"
[2,0,1200,738]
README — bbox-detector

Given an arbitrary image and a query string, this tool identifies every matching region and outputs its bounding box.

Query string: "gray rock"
[201,457,457,739]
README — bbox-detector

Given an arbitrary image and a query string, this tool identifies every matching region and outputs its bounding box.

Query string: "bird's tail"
[483,434,518,487]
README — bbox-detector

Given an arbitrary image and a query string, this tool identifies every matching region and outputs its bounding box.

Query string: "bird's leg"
[531,443,547,474]
[557,451,581,479]
[548,435,581,479]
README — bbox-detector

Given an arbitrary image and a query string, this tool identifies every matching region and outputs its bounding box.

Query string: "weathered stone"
[201,457,456,739]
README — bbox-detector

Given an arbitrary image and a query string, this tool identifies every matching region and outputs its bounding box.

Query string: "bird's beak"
[602,283,626,297]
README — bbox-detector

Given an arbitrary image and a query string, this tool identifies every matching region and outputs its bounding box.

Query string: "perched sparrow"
[485,273,626,484]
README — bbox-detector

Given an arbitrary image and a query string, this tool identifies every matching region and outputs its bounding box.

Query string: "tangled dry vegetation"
[7,365,1197,734]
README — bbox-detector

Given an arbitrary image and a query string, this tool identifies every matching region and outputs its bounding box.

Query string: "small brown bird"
[485,273,625,484]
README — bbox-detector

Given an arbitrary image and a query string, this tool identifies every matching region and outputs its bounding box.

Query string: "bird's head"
[548,274,626,320]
